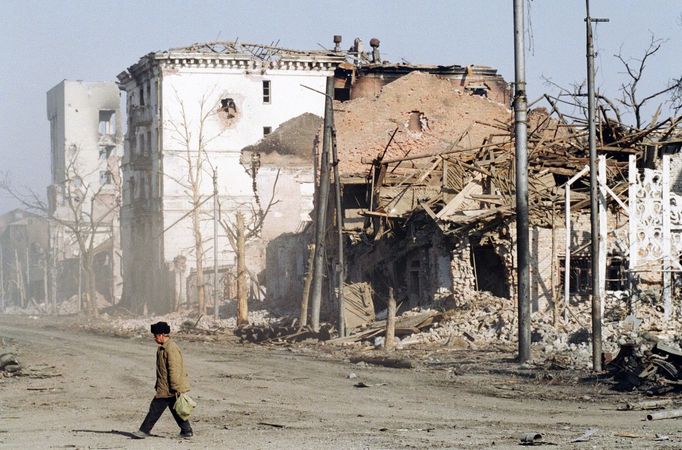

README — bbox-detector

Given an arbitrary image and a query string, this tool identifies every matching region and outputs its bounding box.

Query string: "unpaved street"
[1,316,681,449]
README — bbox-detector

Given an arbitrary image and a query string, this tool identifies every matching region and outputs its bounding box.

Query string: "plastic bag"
[173,393,197,421]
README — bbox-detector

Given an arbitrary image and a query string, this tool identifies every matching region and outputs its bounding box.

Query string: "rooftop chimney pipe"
[369,38,381,63]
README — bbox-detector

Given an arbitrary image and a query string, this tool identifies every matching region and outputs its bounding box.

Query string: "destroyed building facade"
[279,65,682,332]
[116,42,344,312]
[46,80,124,306]
[0,209,49,311]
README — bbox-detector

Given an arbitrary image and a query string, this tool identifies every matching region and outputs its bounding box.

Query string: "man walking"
[132,321,193,439]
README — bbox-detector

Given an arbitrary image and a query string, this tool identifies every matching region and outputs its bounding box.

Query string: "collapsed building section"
[310,68,682,337]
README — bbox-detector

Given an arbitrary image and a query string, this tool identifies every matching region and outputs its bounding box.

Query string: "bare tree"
[164,90,219,316]
[217,168,280,326]
[1,147,120,315]
[615,34,682,129]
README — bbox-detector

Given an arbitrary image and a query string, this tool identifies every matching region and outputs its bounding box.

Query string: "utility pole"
[513,0,531,363]
[213,169,219,319]
[330,101,346,338]
[586,0,608,372]
[310,77,334,332]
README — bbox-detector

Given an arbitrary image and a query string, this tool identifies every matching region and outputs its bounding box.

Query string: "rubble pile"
[330,309,444,346]
[389,290,682,369]
[78,306,278,337]
[235,317,335,343]
[0,352,21,376]
[607,341,682,395]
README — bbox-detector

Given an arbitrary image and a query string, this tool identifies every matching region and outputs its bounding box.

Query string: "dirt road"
[0,316,680,449]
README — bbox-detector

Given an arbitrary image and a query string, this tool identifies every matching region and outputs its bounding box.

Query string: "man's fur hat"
[150,321,171,335]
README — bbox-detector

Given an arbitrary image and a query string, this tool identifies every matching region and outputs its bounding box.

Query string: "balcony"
[129,105,153,125]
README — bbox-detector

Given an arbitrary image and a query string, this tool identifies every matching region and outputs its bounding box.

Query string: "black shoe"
[180,430,193,439]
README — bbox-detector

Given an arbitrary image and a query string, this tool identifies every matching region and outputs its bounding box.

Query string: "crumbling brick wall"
[449,237,476,305]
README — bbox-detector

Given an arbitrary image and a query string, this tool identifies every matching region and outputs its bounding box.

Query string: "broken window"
[263,126,272,136]
[465,84,489,98]
[607,256,627,291]
[147,131,152,155]
[100,170,113,185]
[98,110,115,135]
[99,145,114,160]
[341,183,369,210]
[472,245,509,298]
[219,98,237,118]
[139,85,145,106]
[262,80,271,104]
[560,256,591,295]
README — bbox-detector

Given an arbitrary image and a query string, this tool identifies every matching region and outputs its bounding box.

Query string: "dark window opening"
[607,256,627,291]
[341,183,369,210]
[263,126,272,136]
[139,86,145,106]
[559,256,591,295]
[466,85,489,97]
[262,80,271,103]
[334,87,350,102]
[100,170,113,185]
[220,98,237,118]
[472,245,509,298]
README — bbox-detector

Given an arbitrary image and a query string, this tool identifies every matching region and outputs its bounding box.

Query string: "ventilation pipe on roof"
[333,35,342,52]
[369,38,381,63]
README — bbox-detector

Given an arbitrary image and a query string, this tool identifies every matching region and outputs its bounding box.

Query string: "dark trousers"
[140,397,192,434]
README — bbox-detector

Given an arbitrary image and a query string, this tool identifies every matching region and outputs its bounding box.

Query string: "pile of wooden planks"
[329,310,443,345]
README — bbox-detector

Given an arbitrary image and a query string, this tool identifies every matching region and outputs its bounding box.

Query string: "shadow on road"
[72,429,162,439]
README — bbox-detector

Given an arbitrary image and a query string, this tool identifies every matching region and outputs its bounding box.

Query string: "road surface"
[0,316,679,449]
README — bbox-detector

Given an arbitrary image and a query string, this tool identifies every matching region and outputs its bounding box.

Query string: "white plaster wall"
[59,81,122,195]
[257,166,314,241]
[46,80,123,262]
[159,67,329,267]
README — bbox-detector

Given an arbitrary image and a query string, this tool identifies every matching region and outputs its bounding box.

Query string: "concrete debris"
[0,352,21,376]
[570,428,598,443]
[519,432,543,446]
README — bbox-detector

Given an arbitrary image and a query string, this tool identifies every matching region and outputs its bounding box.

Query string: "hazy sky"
[1,0,680,212]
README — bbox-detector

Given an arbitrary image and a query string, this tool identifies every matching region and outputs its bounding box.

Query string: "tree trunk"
[236,213,248,327]
[385,287,396,350]
[191,206,205,315]
[15,249,26,308]
[83,255,98,316]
